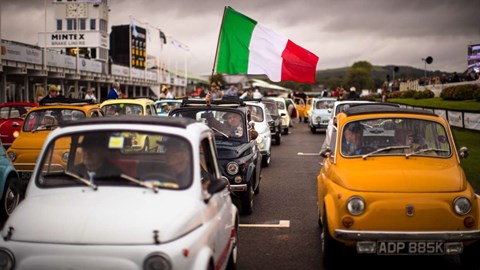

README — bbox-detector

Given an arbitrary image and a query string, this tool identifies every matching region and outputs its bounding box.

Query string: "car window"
[37,131,193,190]
[340,118,451,157]
[247,105,264,122]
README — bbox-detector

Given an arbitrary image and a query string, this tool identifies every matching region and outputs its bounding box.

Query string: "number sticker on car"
[377,241,444,255]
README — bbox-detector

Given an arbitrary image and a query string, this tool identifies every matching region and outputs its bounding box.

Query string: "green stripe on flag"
[216,7,257,74]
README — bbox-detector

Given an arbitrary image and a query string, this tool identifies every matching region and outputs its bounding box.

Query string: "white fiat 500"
[0,116,239,270]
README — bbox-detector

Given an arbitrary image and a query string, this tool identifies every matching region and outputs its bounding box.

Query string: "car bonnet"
[5,189,204,244]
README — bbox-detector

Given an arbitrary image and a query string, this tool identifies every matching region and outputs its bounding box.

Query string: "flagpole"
[211,6,228,80]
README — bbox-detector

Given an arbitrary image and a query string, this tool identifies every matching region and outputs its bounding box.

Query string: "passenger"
[72,134,122,181]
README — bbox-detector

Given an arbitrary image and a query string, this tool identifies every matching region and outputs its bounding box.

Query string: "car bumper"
[335,228,480,241]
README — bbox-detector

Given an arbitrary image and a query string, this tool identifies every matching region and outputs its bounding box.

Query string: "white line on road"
[239,220,290,228]
[297,152,319,156]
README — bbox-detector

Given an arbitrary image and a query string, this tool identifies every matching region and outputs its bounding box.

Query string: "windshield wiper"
[95,173,159,193]
[210,126,229,138]
[405,148,450,158]
[64,171,98,190]
[362,145,411,159]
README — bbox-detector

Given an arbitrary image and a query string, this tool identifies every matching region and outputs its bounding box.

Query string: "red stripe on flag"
[281,40,319,83]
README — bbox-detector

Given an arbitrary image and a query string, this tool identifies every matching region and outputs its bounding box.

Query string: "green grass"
[388,98,480,112]
[452,128,480,191]
[388,98,480,190]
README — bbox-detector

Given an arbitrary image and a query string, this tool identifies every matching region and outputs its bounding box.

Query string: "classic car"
[101,98,159,151]
[0,102,38,148]
[155,98,182,117]
[270,97,291,135]
[261,98,282,145]
[308,97,336,133]
[6,98,104,195]
[100,98,157,117]
[245,100,272,167]
[317,104,480,269]
[0,116,239,270]
[170,98,263,215]
[0,138,21,222]
[293,96,308,123]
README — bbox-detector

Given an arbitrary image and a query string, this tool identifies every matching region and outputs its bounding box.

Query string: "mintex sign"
[38,32,109,49]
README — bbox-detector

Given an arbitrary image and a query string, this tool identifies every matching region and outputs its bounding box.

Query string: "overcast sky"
[1,0,479,76]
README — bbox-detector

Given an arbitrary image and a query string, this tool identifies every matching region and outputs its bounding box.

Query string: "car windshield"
[246,105,264,122]
[0,106,33,119]
[170,109,248,142]
[102,103,144,116]
[263,100,280,116]
[37,131,192,190]
[23,109,86,131]
[316,100,335,110]
[340,117,452,158]
[156,101,180,114]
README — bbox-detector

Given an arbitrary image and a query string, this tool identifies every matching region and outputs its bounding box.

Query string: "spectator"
[166,86,174,98]
[347,87,359,100]
[253,88,263,99]
[225,85,238,96]
[107,82,121,100]
[35,86,46,103]
[84,87,97,103]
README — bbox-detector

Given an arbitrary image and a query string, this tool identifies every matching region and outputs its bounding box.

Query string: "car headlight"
[143,253,171,270]
[7,152,15,162]
[346,196,365,216]
[0,248,15,270]
[453,197,471,215]
[226,162,239,175]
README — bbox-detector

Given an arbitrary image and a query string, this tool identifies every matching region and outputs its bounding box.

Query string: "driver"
[342,123,364,155]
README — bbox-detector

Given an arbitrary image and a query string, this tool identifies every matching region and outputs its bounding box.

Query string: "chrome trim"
[335,229,480,241]
[230,184,247,192]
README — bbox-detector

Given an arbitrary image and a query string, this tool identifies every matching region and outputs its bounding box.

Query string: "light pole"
[421,56,433,79]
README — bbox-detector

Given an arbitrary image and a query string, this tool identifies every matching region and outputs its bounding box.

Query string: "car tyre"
[274,132,281,145]
[0,177,20,221]
[240,183,254,215]
[261,154,270,167]
[283,127,289,135]
[460,242,480,270]
[310,126,316,134]
[226,220,239,270]
[321,212,344,269]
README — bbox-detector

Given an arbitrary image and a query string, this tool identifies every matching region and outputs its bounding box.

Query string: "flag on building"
[216,6,319,84]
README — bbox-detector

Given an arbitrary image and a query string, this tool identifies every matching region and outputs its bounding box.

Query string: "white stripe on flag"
[248,23,288,82]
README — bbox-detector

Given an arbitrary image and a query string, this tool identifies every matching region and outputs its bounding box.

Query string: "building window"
[56,19,62,31]
[79,18,86,30]
[67,19,77,30]
[100,19,108,32]
[90,19,96,30]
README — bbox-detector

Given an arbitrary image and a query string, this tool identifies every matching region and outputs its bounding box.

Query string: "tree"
[343,61,374,91]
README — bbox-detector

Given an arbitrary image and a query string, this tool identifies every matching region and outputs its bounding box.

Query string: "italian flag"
[216,7,319,84]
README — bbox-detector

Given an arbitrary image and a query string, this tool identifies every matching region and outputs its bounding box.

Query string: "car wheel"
[321,212,343,269]
[240,183,254,215]
[226,220,239,270]
[460,242,480,269]
[0,177,20,221]
[284,127,289,135]
[261,153,270,168]
[275,133,281,145]
[310,126,316,134]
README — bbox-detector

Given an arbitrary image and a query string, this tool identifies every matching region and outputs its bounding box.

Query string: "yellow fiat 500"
[100,98,159,151]
[7,99,104,195]
[318,104,480,269]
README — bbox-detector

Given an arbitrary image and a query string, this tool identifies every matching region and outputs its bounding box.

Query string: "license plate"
[377,241,444,255]
[20,172,32,181]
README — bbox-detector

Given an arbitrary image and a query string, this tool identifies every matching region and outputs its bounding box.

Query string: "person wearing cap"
[347,86,359,100]
[72,134,122,182]
[206,111,244,138]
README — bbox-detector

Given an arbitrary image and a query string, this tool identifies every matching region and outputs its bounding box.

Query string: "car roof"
[63,115,196,129]
[342,103,437,117]
[100,98,154,106]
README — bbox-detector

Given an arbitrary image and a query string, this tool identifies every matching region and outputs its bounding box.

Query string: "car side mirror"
[320,148,332,158]
[204,177,229,203]
[459,146,469,159]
